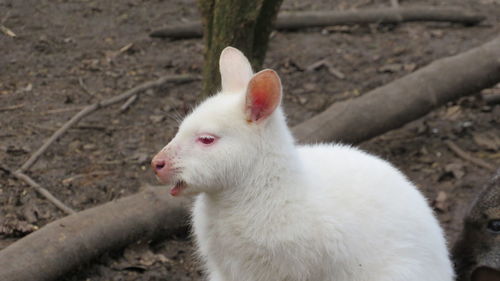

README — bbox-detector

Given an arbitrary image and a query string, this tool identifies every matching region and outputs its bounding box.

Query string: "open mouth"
[170,180,187,196]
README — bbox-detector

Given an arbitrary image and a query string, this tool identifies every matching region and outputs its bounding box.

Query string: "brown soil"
[1,0,499,280]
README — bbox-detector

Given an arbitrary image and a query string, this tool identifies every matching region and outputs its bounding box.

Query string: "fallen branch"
[0,164,75,215]
[291,35,500,144]
[19,74,198,173]
[150,6,485,38]
[276,7,485,29]
[0,186,191,281]
[445,140,496,172]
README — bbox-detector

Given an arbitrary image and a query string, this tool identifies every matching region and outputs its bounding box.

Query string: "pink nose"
[151,152,172,183]
[152,158,166,171]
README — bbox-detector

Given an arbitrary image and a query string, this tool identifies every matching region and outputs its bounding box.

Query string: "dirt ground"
[1,0,499,280]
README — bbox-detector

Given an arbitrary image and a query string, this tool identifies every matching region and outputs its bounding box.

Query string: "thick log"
[292,36,500,144]
[276,7,485,29]
[150,7,485,39]
[0,187,191,281]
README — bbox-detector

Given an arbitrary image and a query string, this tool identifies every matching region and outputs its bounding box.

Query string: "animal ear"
[245,69,282,123]
[219,47,253,93]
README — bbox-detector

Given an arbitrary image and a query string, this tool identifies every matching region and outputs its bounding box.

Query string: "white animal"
[151,47,454,281]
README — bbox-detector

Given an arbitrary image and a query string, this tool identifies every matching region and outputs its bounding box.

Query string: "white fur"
[157,47,454,281]
[219,47,253,94]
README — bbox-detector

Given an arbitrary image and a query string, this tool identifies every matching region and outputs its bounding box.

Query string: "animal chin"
[170,180,187,196]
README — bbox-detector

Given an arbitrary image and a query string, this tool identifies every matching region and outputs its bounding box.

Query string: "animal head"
[453,170,500,281]
[151,47,288,197]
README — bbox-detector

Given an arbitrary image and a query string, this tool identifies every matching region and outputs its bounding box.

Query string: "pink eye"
[197,134,217,145]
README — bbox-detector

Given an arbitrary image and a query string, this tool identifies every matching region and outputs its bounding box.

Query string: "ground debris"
[0,215,38,237]
[444,162,466,179]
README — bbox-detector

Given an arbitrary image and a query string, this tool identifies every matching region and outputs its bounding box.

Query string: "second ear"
[219,47,253,93]
[245,69,282,123]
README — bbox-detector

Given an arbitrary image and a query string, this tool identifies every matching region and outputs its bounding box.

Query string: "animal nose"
[152,159,166,172]
[151,152,173,184]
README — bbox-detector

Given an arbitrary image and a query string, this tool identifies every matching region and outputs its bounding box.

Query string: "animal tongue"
[170,182,185,196]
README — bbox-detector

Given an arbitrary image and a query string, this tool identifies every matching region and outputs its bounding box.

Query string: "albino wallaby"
[453,169,500,281]
[151,47,454,281]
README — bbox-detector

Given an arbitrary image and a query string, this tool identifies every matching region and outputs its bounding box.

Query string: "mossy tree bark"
[198,0,283,97]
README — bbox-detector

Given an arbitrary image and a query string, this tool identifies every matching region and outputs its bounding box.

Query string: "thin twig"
[0,163,76,215]
[445,140,496,172]
[78,77,94,96]
[324,62,346,79]
[0,24,16,37]
[14,171,76,215]
[19,74,198,173]
[0,103,24,112]
[62,171,112,186]
[306,59,345,79]
[106,43,134,63]
[119,94,138,113]
[306,59,328,71]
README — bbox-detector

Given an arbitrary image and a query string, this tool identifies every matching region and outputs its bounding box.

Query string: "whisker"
[166,110,184,126]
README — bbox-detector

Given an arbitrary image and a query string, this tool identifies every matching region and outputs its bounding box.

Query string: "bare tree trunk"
[198,0,283,96]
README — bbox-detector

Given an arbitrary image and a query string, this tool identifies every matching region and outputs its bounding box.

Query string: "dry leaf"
[473,131,500,151]
[444,162,466,179]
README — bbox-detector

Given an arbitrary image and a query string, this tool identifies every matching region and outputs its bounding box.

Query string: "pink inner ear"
[246,70,281,122]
